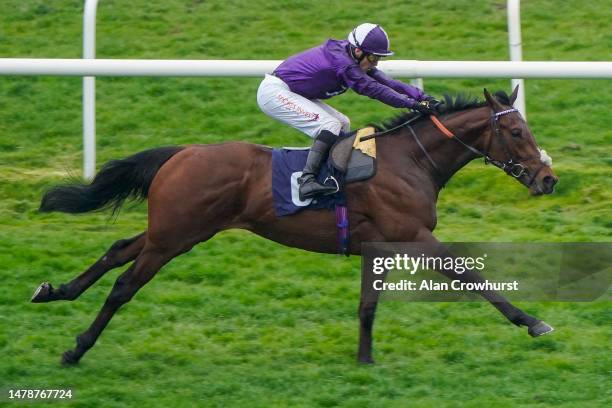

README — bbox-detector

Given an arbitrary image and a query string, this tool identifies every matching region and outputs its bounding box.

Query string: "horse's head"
[482,86,558,195]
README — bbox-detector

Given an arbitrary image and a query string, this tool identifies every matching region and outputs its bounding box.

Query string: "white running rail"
[2,59,610,77]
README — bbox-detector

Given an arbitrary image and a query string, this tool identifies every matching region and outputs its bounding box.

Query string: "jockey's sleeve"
[340,65,417,108]
[368,68,427,101]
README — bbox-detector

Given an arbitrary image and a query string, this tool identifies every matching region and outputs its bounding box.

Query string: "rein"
[360,115,421,142]
[360,116,446,181]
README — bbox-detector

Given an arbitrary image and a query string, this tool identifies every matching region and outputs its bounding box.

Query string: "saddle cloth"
[271,127,377,217]
[271,148,345,216]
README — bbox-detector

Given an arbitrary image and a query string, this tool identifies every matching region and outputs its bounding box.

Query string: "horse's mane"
[373,91,512,132]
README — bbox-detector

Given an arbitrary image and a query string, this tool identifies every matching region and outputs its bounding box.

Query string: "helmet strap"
[351,29,361,48]
[349,45,366,63]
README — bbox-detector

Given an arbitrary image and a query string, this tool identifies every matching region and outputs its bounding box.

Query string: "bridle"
[430,109,525,175]
[428,108,547,186]
[361,106,547,187]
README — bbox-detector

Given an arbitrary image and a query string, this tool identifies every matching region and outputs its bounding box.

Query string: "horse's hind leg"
[31,232,146,303]
[61,239,187,365]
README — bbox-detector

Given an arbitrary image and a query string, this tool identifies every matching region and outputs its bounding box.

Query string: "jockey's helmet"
[348,23,394,56]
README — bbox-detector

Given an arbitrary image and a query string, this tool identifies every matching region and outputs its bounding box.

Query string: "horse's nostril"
[543,176,557,188]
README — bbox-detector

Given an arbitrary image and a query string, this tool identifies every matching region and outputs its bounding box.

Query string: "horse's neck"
[428,107,492,187]
[388,106,492,190]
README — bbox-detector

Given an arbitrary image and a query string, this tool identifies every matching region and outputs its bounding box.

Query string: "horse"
[32,87,558,365]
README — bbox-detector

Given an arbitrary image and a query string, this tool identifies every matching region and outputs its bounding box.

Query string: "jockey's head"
[348,23,394,69]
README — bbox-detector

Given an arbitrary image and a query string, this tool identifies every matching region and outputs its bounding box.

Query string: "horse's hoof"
[61,350,80,366]
[528,321,554,337]
[31,282,53,303]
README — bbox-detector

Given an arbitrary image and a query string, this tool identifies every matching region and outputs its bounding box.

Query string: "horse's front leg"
[414,229,554,337]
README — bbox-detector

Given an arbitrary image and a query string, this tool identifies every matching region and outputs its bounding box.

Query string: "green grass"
[0,0,611,407]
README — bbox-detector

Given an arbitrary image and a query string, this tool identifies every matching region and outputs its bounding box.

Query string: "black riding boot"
[298,130,338,201]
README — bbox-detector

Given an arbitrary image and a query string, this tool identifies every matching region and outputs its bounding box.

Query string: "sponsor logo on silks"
[276,94,320,121]
[291,171,313,206]
[325,85,348,97]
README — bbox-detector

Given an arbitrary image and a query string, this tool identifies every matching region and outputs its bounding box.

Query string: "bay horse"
[32,87,558,365]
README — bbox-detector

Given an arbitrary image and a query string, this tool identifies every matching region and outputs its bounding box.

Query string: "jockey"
[257,23,438,200]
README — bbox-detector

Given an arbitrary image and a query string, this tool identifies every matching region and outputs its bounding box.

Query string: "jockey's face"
[354,48,380,72]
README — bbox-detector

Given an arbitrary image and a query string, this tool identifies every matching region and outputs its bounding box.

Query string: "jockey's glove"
[413,100,437,115]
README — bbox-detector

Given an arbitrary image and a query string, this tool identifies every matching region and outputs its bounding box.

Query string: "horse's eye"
[511,129,522,138]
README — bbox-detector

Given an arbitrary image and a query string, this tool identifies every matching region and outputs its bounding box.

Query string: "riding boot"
[298,130,338,201]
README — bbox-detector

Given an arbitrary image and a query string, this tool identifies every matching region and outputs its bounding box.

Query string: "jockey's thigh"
[257,74,343,138]
[312,100,350,134]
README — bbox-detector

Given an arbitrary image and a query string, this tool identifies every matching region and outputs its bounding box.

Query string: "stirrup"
[322,176,340,195]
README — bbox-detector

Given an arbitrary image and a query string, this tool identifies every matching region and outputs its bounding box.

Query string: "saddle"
[329,127,377,183]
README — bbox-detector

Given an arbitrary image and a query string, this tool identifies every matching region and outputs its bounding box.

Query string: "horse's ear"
[509,85,519,106]
[484,88,502,110]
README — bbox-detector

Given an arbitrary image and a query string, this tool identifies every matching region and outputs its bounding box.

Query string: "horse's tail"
[40,146,184,214]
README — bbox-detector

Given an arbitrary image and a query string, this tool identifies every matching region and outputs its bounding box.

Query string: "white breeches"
[257,74,350,139]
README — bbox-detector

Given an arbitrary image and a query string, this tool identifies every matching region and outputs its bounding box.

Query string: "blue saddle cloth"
[272,148,346,216]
